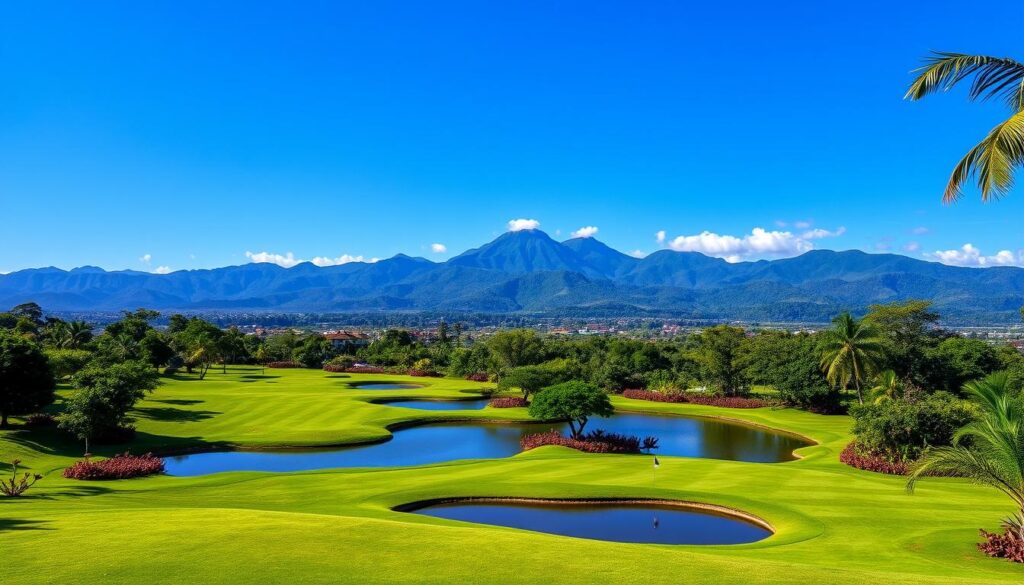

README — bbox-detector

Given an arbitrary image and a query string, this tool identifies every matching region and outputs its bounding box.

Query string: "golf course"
[1,367,1021,584]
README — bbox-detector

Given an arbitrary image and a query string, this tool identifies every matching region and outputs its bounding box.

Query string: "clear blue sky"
[2,1,1023,273]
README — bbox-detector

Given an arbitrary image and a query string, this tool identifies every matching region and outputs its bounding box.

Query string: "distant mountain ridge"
[3,229,1023,323]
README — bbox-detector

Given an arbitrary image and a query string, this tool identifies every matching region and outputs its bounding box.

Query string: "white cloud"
[904,242,921,252]
[246,251,301,268]
[430,243,447,253]
[925,244,1024,267]
[663,226,844,262]
[139,254,152,264]
[507,218,540,232]
[801,227,846,239]
[311,254,378,267]
[774,220,788,228]
[571,226,599,239]
[629,249,647,258]
[912,226,930,235]
[153,266,172,274]
[794,220,812,229]
[655,230,666,244]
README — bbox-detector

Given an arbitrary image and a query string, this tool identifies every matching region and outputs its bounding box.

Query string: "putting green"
[0,367,1020,584]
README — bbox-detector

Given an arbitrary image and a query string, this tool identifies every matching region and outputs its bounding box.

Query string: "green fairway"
[1,367,1021,584]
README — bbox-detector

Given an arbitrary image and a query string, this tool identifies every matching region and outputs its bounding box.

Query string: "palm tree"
[819,312,885,405]
[908,372,1024,542]
[906,52,1024,202]
[870,369,903,404]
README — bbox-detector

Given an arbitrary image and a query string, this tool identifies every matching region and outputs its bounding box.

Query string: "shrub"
[1,459,43,497]
[849,391,975,461]
[520,430,649,454]
[326,355,358,369]
[407,369,442,377]
[621,389,774,409]
[62,452,165,480]
[345,366,385,374]
[24,413,56,428]
[839,442,911,475]
[322,364,347,373]
[488,397,528,408]
[979,528,1024,563]
[465,372,490,382]
[267,361,303,369]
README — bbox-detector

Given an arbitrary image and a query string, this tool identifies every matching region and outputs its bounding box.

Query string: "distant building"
[323,331,370,352]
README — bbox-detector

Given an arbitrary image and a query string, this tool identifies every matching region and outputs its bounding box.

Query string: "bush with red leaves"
[63,452,165,480]
[465,373,490,382]
[407,369,443,377]
[520,430,649,454]
[979,528,1024,563]
[839,442,910,475]
[488,397,528,408]
[621,389,773,409]
[24,413,56,428]
[322,364,347,373]
[345,366,386,374]
[267,361,303,369]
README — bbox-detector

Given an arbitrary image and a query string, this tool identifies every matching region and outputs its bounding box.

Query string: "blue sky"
[2,1,1023,274]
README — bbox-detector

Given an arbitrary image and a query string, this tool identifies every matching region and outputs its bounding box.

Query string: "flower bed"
[979,528,1024,563]
[464,373,490,382]
[407,369,443,377]
[520,430,650,454]
[839,442,910,475]
[344,366,386,374]
[63,453,165,480]
[622,389,774,409]
[322,364,347,373]
[488,397,528,408]
[267,361,303,369]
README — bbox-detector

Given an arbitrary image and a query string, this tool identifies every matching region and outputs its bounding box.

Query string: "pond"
[375,399,489,411]
[350,382,425,390]
[403,499,772,545]
[163,412,809,476]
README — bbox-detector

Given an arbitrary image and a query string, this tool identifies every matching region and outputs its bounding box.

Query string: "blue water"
[411,501,771,545]
[163,412,808,476]
[351,383,424,390]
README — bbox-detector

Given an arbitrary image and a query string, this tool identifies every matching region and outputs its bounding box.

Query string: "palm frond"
[944,110,1024,202]
[906,52,1024,110]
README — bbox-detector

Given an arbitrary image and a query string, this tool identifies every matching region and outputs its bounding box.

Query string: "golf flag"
[653,456,660,468]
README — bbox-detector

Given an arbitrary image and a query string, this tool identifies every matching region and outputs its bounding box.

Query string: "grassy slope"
[1,367,1021,584]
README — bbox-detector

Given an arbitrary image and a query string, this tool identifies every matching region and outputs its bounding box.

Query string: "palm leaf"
[944,110,1024,202]
[906,52,1024,109]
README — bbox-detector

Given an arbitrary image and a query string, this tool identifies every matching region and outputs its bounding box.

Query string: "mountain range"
[3,229,1023,323]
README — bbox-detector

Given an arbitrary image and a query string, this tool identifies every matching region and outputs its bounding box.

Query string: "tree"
[528,381,613,439]
[869,370,903,404]
[170,317,224,378]
[293,334,334,369]
[46,320,93,349]
[487,329,544,371]
[58,361,158,452]
[927,337,1001,394]
[44,348,93,380]
[0,330,56,428]
[695,325,749,396]
[819,312,885,405]
[498,365,556,401]
[908,372,1024,545]
[864,300,942,386]
[906,52,1024,202]
[743,331,839,413]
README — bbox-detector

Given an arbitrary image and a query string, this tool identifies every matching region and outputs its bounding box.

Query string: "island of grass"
[1,367,1021,584]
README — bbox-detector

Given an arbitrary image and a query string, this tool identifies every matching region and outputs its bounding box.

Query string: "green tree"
[695,325,749,396]
[171,317,224,378]
[0,330,56,428]
[906,52,1024,202]
[743,331,839,412]
[864,300,941,386]
[44,348,93,380]
[46,320,93,349]
[819,312,885,405]
[869,370,903,404]
[293,334,335,369]
[498,365,555,401]
[908,372,1024,543]
[59,361,158,452]
[528,381,613,439]
[487,329,544,372]
[927,337,1001,394]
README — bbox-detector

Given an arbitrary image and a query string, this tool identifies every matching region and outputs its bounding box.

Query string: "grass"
[1,366,1021,584]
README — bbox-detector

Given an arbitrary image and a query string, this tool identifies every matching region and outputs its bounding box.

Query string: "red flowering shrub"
[345,366,386,374]
[520,430,650,454]
[465,373,490,382]
[322,364,347,373]
[621,389,773,409]
[839,442,910,475]
[24,413,56,428]
[267,361,303,369]
[407,369,442,377]
[979,528,1024,563]
[488,397,528,408]
[63,452,165,480]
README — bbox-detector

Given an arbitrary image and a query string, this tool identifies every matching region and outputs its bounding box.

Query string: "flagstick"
[652,455,660,528]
